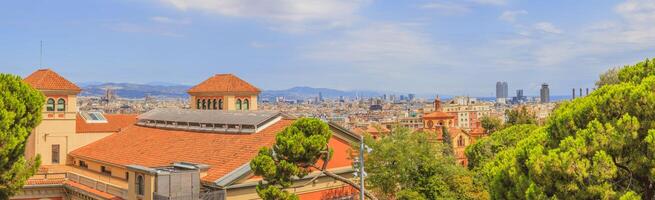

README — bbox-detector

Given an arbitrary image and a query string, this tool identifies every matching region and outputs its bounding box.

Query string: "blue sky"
[2,0,654,96]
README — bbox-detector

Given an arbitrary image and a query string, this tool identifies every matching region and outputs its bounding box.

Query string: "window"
[212,99,217,110]
[236,99,242,110]
[46,98,55,111]
[51,144,60,164]
[79,160,88,168]
[243,99,250,110]
[457,135,465,147]
[202,99,206,110]
[136,175,145,196]
[101,166,111,175]
[56,98,66,111]
[125,172,129,180]
[196,99,201,109]
[219,99,224,110]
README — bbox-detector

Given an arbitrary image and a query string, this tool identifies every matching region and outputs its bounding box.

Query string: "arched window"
[56,99,66,111]
[457,135,465,147]
[212,99,217,110]
[219,99,224,110]
[202,99,206,110]
[236,99,242,110]
[243,99,249,110]
[136,175,144,196]
[197,99,201,109]
[46,98,55,111]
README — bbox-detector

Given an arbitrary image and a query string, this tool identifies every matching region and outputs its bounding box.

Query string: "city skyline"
[3,0,653,96]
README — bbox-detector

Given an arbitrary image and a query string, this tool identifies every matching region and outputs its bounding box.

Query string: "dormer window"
[212,99,217,110]
[46,98,55,111]
[219,99,224,110]
[56,98,66,112]
[136,174,145,196]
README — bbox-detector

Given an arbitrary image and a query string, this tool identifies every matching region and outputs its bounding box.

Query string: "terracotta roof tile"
[23,69,81,92]
[423,111,455,119]
[70,120,293,182]
[187,74,260,93]
[76,114,137,133]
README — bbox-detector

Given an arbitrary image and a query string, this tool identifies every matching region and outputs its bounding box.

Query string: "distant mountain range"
[78,82,394,99]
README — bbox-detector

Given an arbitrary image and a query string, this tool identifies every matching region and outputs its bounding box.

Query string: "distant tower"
[434,96,442,111]
[580,88,583,97]
[496,81,509,104]
[540,83,550,103]
[502,82,509,99]
[318,92,323,102]
[586,88,589,96]
[572,88,576,99]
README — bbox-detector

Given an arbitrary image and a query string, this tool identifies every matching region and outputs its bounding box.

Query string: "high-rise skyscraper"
[540,83,550,103]
[496,81,509,103]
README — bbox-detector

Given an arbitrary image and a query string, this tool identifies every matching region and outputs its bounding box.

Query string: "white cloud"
[305,23,451,72]
[499,10,527,23]
[150,16,191,24]
[471,0,508,5]
[159,0,369,31]
[533,22,562,34]
[421,2,471,15]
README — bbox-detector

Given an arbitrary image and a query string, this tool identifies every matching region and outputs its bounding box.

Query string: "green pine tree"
[441,126,454,156]
[0,73,44,199]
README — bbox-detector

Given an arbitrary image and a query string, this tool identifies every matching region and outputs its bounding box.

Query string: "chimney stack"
[572,88,576,99]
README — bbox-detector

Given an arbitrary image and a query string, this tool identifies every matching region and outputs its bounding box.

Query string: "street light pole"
[359,135,365,200]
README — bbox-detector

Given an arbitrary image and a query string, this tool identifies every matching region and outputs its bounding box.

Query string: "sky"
[1,0,655,96]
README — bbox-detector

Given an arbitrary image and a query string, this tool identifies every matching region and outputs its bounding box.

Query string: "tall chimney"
[572,88,576,99]
[586,88,589,96]
[580,88,583,97]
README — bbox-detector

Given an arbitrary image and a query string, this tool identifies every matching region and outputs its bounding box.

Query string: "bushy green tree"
[250,118,377,200]
[596,66,621,87]
[479,58,655,200]
[0,74,43,199]
[464,124,538,170]
[364,128,488,200]
[480,115,502,134]
[505,106,536,126]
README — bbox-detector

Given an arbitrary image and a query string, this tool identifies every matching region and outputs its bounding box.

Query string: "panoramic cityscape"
[2,0,655,200]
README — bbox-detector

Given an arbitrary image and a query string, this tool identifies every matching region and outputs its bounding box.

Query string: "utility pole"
[359,135,365,200]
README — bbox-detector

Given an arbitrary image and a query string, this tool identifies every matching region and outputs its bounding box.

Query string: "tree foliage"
[0,74,43,199]
[441,126,454,156]
[596,66,621,88]
[476,58,655,200]
[464,124,538,170]
[364,128,488,200]
[480,116,502,134]
[505,106,537,126]
[250,118,333,200]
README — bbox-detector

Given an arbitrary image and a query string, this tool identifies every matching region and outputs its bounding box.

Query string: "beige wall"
[127,171,155,200]
[71,157,129,180]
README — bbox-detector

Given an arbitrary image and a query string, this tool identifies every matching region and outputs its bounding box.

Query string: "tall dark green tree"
[250,118,377,200]
[0,74,43,199]
[478,58,655,200]
[441,126,453,156]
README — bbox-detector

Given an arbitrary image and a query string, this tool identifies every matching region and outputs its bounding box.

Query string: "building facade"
[15,69,360,200]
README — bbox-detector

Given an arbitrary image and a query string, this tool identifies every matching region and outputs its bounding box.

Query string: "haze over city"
[3,0,654,96]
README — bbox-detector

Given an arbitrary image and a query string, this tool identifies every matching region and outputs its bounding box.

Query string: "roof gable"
[187,74,260,94]
[23,69,81,92]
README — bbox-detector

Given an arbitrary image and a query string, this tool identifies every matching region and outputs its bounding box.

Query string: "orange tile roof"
[64,181,123,200]
[76,114,137,133]
[423,111,455,119]
[188,74,261,93]
[470,127,486,137]
[70,120,293,182]
[23,69,81,92]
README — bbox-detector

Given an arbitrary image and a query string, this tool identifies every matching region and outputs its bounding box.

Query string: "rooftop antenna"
[39,40,43,67]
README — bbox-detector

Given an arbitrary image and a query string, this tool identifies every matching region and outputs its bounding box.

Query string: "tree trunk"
[322,170,379,200]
